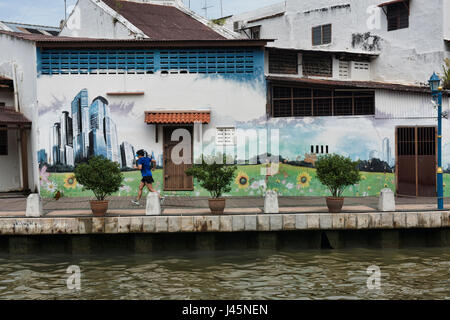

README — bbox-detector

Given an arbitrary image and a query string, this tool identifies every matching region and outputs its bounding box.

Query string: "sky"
[0,0,283,27]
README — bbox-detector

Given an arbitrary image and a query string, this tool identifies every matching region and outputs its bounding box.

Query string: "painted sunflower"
[297,172,312,188]
[235,172,250,189]
[64,174,77,189]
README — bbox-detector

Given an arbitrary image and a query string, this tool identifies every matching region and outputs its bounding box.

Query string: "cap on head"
[136,150,145,157]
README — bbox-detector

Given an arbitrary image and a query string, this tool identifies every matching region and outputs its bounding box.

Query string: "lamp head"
[429,73,441,92]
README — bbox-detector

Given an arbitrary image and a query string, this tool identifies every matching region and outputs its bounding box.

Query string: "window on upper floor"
[270,86,375,118]
[0,126,7,156]
[302,54,332,77]
[386,1,409,31]
[249,26,261,40]
[312,24,332,46]
[269,49,298,75]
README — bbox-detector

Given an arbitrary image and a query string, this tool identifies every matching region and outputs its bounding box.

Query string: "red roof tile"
[0,107,31,125]
[145,111,210,124]
[102,0,226,41]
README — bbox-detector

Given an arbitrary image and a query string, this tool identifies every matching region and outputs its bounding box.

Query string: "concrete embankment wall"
[0,212,448,253]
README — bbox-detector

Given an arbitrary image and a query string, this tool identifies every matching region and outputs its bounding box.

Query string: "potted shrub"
[185,154,237,214]
[315,154,361,213]
[74,156,124,216]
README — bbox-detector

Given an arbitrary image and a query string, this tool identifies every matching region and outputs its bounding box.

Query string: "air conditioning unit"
[233,20,244,32]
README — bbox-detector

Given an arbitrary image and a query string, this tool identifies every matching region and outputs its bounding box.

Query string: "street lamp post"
[429,73,444,210]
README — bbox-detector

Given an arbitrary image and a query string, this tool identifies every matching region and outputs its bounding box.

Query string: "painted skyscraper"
[120,141,135,168]
[382,138,392,166]
[46,90,130,167]
[71,89,90,162]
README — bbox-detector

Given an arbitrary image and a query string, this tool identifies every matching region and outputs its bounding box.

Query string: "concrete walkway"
[0,195,449,217]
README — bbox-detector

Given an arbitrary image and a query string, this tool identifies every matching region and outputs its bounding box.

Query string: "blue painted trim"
[37,48,264,78]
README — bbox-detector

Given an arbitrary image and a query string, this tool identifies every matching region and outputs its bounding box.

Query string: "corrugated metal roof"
[101,0,225,41]
[0,30,270,48]
[145,111,211,124]
[1,21,60,35]
[267,76,444,94]
[0,108,31,125]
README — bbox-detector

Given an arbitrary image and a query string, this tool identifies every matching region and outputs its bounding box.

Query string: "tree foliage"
[74,156,123,201]
[315,154,361,198]
[185,154,237,198]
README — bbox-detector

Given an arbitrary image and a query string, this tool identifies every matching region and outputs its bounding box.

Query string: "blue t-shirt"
[137,156,153,177]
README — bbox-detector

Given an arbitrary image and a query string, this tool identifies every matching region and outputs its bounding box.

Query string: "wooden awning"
[145,111,211,124]
[0,107,31,127]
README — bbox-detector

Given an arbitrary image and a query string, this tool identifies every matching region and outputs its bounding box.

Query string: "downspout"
[12,62,20,112]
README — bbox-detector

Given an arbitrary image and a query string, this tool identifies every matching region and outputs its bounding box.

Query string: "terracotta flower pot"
[208,198,226,215]
[326,197,344,213]
[90,200,109,216]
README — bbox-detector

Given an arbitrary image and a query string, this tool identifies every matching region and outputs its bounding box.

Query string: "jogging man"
[132,149,160,206]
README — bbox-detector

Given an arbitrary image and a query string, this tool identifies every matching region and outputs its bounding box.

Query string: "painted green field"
[40,164,404,199]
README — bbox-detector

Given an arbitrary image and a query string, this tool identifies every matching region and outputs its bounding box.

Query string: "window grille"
[302,54,332,77]
[39,49,256,75]
[271,86,375,118]
[216,127,236,146]
[0,126,7,156]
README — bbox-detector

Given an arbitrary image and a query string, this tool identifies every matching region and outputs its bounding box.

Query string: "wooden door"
[163,126,194,191]
[396,126,436,197]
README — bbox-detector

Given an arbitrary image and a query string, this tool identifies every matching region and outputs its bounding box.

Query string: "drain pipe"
[12,62,20,112]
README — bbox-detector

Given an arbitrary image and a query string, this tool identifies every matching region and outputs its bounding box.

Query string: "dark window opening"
[386,1,409,31]
[271,86,375,118]
[250,26,261,39]
[311,145,329,154]
[302,54,332,77]
[397,127,415,156]
[269,50,298,75]
[312,24,332,46]
[0,126,7,156]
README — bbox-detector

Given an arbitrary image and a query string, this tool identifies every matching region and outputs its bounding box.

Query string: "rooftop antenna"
[64,0,67,21]
[220,0,223,17]
[202,0,213,19]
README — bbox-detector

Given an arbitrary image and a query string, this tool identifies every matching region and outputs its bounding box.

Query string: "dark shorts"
[141,176,155,184]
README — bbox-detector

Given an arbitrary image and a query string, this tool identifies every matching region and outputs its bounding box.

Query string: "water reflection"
[0,248,448,300]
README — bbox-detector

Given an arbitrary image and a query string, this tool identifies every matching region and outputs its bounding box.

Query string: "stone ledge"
[0,211,447,235]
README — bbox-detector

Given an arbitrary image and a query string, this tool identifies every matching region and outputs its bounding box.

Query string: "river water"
[0,248,448,300]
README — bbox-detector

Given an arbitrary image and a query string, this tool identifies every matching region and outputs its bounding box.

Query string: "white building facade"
[1,0,450,199]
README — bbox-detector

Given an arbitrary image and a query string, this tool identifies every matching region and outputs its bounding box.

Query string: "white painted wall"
[0,129,21,192]
[375,89,449,119]
[227,0,448,85]
[60,0,146,39]
[0,34,38,192]
[36,73,267,166]
[444,0,450,41]
[60,0,240,40]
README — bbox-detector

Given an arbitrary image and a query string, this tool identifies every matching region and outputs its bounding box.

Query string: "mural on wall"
[36,79,450,200]
[37,89,404,199]
[37,89,158,171]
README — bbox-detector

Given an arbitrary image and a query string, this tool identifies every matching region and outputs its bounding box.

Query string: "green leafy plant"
[74,156,123,201]
[315,154,361,198]
[185,154,237,198]
[442,58,450,90]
